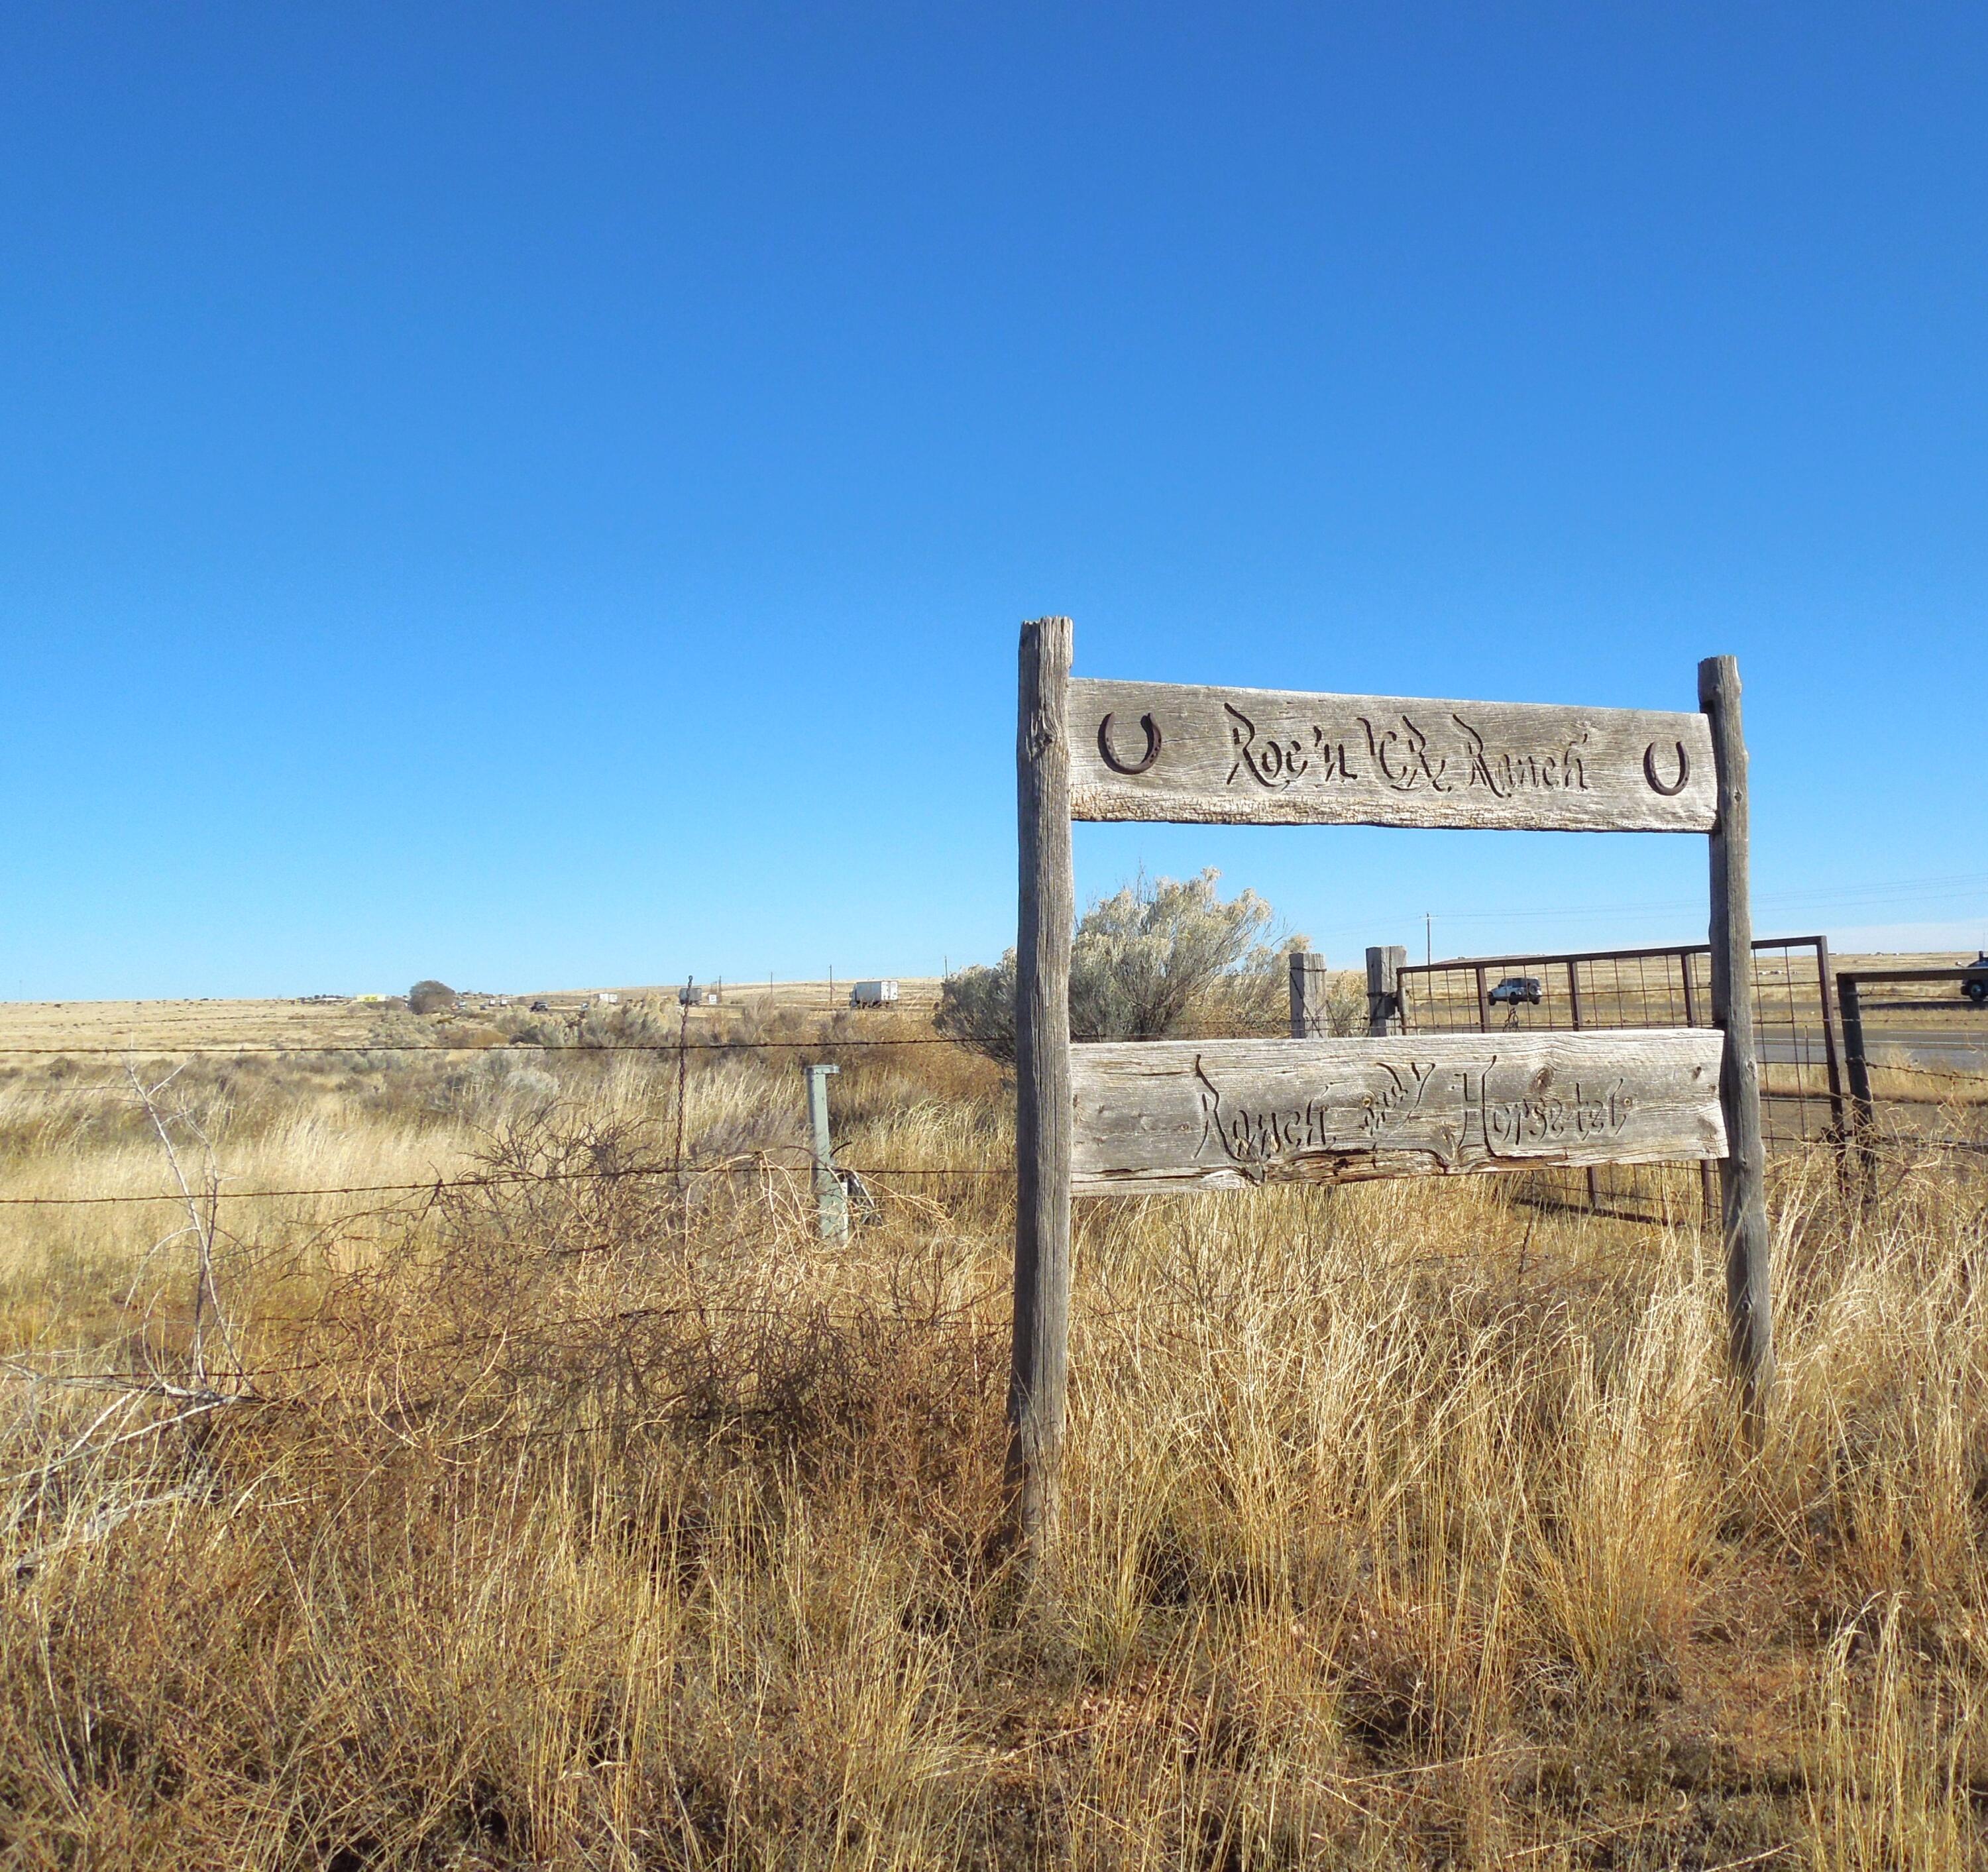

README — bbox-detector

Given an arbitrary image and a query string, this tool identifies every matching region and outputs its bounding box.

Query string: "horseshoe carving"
[1099,711,1162,776]
[1643,740,1690,797]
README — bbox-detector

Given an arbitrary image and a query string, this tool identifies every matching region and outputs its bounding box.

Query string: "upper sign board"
[1068,679,1718,832]
[1071,1028,1726,1196]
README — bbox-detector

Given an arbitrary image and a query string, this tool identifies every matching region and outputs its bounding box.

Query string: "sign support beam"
[1009,616,1074,1549]
[1700,655,1774,1425]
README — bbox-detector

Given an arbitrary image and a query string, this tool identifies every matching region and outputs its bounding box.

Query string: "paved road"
[1759,1026,1988,1072]
[1431,1015,1988,1072]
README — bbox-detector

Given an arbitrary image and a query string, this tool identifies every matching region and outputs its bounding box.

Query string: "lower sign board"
[1070,1028,1726,1196]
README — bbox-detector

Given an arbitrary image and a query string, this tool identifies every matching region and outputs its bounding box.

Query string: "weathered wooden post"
[1010,616,1075,1544]
[1364,945,1406,1037]
[802,1062,847,1242]
[1289,950,1331,1038]
[1699,655,1774,1420]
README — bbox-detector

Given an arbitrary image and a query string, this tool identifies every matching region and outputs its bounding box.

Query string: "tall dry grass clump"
[1,1029,1985,1866]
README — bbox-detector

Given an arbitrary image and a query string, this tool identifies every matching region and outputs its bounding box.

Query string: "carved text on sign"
[1068,679,1718,830]
[1068,1029,1724,1195]
[1193,1052,1634,1181]
[1223,702,1594,800]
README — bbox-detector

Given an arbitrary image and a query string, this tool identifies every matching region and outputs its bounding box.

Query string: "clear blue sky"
[3,3,1983,999]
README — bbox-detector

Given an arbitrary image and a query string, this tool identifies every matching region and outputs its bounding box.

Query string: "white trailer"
[849,979,899,1009]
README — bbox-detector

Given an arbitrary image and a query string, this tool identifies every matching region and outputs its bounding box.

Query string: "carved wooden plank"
[1071,1029,1726,1195]
[1068,679,1716,832]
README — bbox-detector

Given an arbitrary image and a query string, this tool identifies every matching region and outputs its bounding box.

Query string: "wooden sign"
[1069,678,1717,832]
[1005,616,1774,1545]
[1070,1029,1726,1195]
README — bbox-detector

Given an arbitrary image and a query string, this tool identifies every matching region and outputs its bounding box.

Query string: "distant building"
[594,991,620,1005]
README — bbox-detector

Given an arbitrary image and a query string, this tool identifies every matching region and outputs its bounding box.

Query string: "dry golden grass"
[0,979,945,1061]
[1,1010,1985,1868]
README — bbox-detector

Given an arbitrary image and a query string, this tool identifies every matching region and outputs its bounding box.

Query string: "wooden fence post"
[1011,616,1075,1545]
[1699,655,1774,1421]
[1365,946,1406,1037]
[1289,950,1331,1038]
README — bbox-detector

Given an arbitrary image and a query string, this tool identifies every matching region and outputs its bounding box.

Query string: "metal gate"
[1393,936,1845,1221]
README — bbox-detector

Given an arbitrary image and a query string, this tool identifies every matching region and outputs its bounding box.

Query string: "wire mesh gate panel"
[1836,966,1988,1185]
[1396,936,1844,1220]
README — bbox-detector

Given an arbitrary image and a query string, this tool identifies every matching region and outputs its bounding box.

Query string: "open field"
[0,979,947,1056]
[2,990,1987,1867]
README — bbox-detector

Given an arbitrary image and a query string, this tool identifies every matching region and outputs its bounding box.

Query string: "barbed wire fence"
[3,966,1977,1531]
[9,948,1984,1223]
[0,1012,1030,1535]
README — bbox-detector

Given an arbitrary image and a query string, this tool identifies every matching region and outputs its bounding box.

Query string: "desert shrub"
[1306,965,1371,1036]
[492,999,681,1050]
[309,1103,1001,1478]
[433,1052,566,1120]
[576,1000,678,1048]
[936,868,1299,1060]
[935,962,1016,1062]
[408,979,458,1015]
[494,1005,579,1048]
